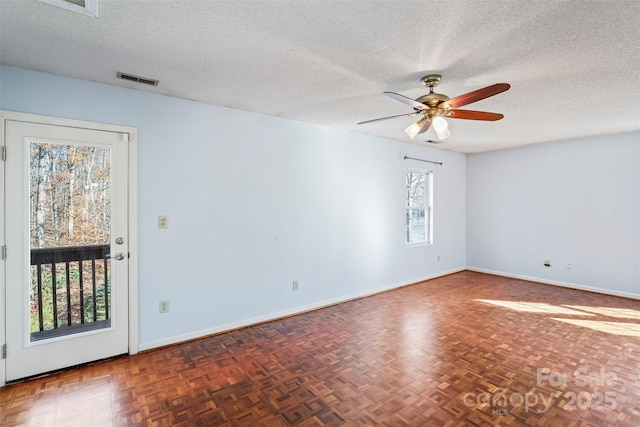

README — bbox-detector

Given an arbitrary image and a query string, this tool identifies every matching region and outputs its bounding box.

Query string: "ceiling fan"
[358,74,510,140]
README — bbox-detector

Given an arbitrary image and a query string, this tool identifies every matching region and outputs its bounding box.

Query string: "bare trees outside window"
[30,141,111,248]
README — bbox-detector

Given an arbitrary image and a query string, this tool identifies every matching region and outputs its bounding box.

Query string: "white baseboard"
[138,267,465,352]
[466,267,640,300]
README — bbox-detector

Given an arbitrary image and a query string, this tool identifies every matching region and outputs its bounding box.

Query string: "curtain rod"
[404,155,443,166]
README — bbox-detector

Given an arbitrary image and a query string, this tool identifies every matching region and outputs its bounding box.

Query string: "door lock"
[115,237,124,245]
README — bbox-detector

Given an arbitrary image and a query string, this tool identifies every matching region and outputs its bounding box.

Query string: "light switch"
[158,215,168,229]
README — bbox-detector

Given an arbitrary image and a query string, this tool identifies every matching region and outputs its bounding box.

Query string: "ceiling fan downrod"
[415,74,450,109]
[421,74,441,92]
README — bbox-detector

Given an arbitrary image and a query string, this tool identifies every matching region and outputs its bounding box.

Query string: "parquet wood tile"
[1,271,639,426]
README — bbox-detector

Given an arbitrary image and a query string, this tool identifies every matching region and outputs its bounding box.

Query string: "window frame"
[405,168,433,246]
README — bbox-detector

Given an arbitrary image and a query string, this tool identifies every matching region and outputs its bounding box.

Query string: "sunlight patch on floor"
[476,300,595,316]
[21,379,114,427]
[562,305,640,320]
[551,318,640,337]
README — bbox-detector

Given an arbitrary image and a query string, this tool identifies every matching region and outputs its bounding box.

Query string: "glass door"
[5,119,129,381]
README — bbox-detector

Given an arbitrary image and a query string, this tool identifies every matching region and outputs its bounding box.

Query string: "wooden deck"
[1,271,639,426]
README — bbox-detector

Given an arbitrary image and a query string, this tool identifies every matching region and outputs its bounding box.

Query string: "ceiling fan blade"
[439,83,510,110]
[447,109,504,121]
[357,112,418,125]
[384,92,429,110]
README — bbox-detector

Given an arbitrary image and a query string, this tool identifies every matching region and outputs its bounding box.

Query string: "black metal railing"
[30,244,111,341]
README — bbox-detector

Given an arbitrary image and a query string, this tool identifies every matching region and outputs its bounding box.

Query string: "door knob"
[114,253,125,261]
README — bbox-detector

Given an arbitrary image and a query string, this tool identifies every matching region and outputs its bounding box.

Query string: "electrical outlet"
[158,215,169,229]
[566,261,573,269]
[159,300,169,313]
[544,260,551,267]
[292,280,299,291]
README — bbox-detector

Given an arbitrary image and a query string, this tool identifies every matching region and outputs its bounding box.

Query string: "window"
[406,169,433,244]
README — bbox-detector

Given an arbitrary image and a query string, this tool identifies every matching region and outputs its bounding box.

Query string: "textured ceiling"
[1,0,639,153]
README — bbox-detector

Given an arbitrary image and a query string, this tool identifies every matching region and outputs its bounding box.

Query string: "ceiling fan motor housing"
[415,93,450,109]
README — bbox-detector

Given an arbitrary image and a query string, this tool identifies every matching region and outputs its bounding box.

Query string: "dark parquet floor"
[1,271,639,426]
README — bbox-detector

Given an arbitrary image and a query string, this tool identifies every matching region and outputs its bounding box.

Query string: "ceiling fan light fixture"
[432,116,451,140]
[404,117,428,139]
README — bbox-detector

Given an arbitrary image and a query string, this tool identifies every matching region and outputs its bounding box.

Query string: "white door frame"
[0,110,139,386]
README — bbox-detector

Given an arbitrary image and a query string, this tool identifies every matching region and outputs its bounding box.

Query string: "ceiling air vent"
[117,72,159,87]
[38,0,99,17]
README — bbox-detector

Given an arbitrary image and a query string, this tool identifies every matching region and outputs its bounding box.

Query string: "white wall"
[0,66,467,350]
[466,133,640,298]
